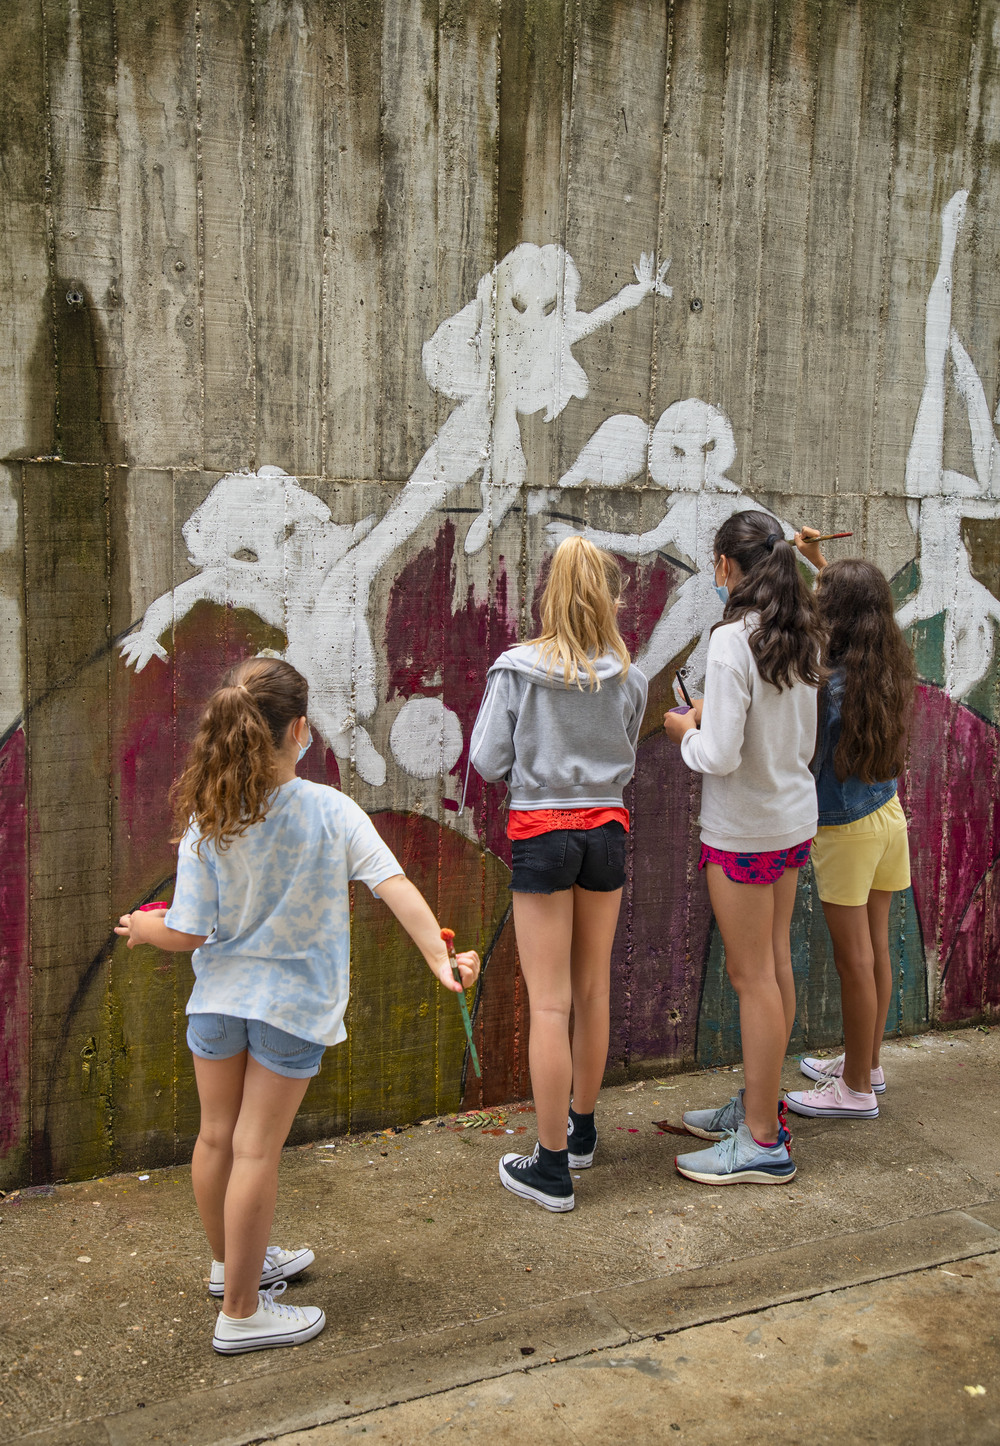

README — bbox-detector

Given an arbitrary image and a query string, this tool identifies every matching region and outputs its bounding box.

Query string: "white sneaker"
[209,1244,315,1298]
[799,1053,886,1094]
[212,1282,325,1354]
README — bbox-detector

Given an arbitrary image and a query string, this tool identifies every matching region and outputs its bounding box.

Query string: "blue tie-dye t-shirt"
[165,778,402,1046]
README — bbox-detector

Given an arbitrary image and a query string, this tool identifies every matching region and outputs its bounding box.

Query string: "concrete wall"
[1,0,998,1188]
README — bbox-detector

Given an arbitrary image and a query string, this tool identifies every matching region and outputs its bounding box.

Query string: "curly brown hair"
[171,657,308,852]
[817,559,915,783]
[713,510,825,690]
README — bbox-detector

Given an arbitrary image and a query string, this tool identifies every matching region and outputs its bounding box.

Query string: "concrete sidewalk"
[2,1029,998,1446]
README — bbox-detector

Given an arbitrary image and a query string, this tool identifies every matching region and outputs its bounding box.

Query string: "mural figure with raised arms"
[900,187,1000,697]
[549,399,787,687]
[421,244,672,553]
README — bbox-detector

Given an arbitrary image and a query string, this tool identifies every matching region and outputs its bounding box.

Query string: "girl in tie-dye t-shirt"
[115,657,479,1357]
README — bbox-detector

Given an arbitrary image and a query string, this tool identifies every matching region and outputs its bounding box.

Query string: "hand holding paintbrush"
[793,526,852,571]
[441,928,482,1078]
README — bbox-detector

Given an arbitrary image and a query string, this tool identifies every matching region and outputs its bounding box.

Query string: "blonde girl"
[116,658,478,1353]
[470,538,648,1211]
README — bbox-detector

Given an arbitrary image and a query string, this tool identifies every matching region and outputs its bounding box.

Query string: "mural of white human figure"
[118,466,393,784]
[548,399,787,687]
[900,188,1000,697]
[422,245,672,554]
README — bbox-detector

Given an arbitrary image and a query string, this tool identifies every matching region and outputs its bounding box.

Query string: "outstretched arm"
[115,909,207,952]
[119,570,285,671]
[546,515,674,559]
[570,253,672,342]
[376,874,481,993]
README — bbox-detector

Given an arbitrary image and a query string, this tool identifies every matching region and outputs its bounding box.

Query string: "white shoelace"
[258,1281,306,1322]
[809,1075,848,1102]
[263,1245,293,1269]
[510,1144,540,1171]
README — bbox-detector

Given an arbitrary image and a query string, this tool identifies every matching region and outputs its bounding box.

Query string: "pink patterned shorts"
[698,838,812,885]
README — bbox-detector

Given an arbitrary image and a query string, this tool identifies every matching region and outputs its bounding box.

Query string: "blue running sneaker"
[675,1122,796,1186]
[682,1089,746,1141]
[681,1090,788,1142]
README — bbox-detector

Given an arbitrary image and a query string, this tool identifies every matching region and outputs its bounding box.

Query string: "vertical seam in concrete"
[249,0,258,468]
[708,0,733,431]
[194,1,207,477]
[865,3,903,538]
[743,0,779,495]
[648,0,675,468]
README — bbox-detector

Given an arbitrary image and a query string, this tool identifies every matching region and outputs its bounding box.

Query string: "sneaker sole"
[208,1251,315,1298]
[674,1159,797,1186]
[567,1144,596,1168]
[785,1098,879,1120]
[498,1161,575,1212]
[681,1123,726,1142]
[212,1311,326,1354]
[800,1061,886,1094]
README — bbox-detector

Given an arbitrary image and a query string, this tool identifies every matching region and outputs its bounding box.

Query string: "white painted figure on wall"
[119,466,394,784]
[548,399,789,687]
[900,187,1000,697]
[118,246,671,783]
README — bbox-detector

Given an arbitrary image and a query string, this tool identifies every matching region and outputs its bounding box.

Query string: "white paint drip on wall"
[900,189,1000,698]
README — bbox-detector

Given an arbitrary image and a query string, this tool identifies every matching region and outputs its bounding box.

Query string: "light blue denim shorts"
[186,1013,325,1079]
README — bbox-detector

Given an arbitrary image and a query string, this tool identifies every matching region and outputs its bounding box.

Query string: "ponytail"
[713,510,824,690]
[171,657,309,852]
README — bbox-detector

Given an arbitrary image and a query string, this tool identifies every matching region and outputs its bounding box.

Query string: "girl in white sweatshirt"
[663,510,824,1185]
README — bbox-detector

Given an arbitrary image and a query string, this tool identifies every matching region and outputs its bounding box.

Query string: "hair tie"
[764,533,782,554]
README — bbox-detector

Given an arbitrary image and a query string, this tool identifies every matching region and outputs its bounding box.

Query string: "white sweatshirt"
[680,617,818,852]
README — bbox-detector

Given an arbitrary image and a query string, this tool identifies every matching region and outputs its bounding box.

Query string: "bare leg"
[568,886,623,1112]
[705,865,784,1143]
[512,890,575,1151]
[820,901,878,1094]
[866,889,895,1068]
[191,1052,248,1261]
[221,1059,312,1318]
[771,867,801,1047]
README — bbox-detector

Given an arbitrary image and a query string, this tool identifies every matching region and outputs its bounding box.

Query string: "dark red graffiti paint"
[901,684,1000,1020]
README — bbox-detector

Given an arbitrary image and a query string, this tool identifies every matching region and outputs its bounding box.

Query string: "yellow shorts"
[811,794,911,907]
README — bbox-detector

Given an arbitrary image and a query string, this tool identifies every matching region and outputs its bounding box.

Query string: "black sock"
[538,1143,570,1175]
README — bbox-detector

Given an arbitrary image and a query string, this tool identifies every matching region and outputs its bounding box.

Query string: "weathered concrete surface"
[2,1029,998,1445]
[3,0,1000,1190]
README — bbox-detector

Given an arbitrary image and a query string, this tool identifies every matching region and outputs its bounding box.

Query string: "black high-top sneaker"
[567,1106,598,1168]
[498,1143,574,1212]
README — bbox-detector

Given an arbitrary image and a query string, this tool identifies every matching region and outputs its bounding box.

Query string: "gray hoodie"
[469,644,649,810]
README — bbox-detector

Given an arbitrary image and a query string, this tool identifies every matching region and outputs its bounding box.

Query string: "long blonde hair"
[171,657,308,852]
[531,536,630,690]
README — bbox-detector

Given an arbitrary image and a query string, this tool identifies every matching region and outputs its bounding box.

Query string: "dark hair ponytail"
[171,657,309,851]
[713,510,824,690]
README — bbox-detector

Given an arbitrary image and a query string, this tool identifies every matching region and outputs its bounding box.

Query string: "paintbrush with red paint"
[441,928,482,1078]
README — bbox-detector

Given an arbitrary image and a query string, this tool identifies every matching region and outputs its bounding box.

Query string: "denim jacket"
[812,670,897,827]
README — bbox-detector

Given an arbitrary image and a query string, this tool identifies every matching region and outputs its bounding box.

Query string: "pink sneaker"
[784,1076,879,1119]
[799,1053,886,1094]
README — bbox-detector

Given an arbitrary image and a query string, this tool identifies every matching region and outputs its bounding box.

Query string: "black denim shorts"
[510,822,627,895]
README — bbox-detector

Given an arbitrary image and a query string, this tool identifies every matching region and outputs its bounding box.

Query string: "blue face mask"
[714,584,729,604]
[297,728,312,763]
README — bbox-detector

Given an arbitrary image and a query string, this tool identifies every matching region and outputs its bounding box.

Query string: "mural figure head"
[183,466,331,572]
[649,400,737,493]
[422,244,588,424]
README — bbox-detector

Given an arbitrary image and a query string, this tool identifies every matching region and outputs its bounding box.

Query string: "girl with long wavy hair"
[115,657,478,1353]
[784,538,915,1120]
[665,509,824,1186]
[470,537,648,1211]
